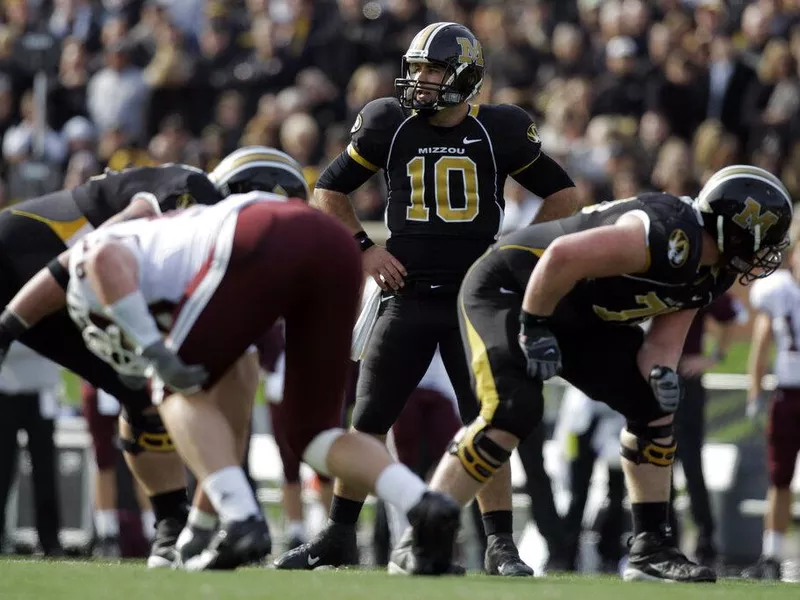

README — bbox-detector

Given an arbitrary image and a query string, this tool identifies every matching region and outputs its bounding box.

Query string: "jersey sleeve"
[482,104,542,176]
[155,165,221,211]
[346,98,404,173]
[635,206,704,284]
[749,275,779,315]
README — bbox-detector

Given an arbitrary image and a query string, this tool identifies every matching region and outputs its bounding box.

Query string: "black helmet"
[695,165,793,283]
[208,146,309,200]
[395,22,485,112]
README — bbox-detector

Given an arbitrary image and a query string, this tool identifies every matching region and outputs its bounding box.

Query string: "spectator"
[0,344,64,557]
[86,40,150,144]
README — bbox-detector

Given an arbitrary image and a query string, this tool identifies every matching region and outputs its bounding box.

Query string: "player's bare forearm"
[637,309,698,376]
[531,187,580,224]
[101,195,160,228]
[747,313,772,400]
[6,252,70,327]
[522,217,648,316]
[85,242,141,306]
[311,188,364,235]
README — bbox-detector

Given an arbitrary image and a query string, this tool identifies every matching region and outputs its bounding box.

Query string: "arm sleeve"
[511,152,575,198]
[315,151,377,194]
[749,279,773,314]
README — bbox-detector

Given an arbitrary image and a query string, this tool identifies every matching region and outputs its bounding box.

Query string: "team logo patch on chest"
[668,228,690,268]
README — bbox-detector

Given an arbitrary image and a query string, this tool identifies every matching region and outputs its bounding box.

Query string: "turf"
[0,560,796,600]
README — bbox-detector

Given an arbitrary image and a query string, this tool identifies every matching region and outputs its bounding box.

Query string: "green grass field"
[0,560,796,600]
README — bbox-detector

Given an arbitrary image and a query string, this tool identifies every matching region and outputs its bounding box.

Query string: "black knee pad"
[448,417,512,483]
[118,406,175,455]
[621,421,676,467]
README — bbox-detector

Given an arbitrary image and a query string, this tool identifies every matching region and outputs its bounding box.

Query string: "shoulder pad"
[351,97,405,135]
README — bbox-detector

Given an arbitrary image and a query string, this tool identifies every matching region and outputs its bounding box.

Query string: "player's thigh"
[279,245,362,456]
[459,291,544,438]
[352,295,439,435]
[439,319,480,424]
[767,389,800,488]
[269,401,302,483]
[557,324,663,425]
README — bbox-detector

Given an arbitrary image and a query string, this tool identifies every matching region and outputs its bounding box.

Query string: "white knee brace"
[302,428,345,476]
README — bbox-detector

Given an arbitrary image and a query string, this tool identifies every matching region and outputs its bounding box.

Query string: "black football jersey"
[71,164,222,228]
[488,192,737,325]
[348,97,543,285]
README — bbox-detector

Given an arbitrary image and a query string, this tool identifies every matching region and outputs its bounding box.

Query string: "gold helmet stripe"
[699,165,792,211]
[408,23,441,55]
[212,151,303,185]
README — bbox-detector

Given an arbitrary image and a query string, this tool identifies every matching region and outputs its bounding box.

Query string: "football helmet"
[209,146,310,200]
[695,165,793,283]
[395,22,485,112]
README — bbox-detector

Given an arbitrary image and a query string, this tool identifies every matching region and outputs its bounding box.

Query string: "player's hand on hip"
[648,366,682,413]
[518,312,561,380]
[141,340,208,394]
[363,245,407,291]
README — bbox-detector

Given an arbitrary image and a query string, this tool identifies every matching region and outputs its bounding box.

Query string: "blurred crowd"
[0,0,797,216]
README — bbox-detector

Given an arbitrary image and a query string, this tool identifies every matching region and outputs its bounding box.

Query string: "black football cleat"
[183,515,271,571]
[387,491,461,576]
[623,532,716,582]
[177,523,216,565]
[147,517,183,569]
[485,534,534,576]
[741,556,782,581]
[273,522,359,570]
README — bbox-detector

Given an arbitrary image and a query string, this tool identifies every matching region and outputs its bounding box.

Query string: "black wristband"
[354,230,375,252]
[47,257,71,291]
[519,310,550,328]
[0,308,28,344]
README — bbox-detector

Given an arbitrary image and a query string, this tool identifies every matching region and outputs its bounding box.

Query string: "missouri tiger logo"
[527,123,540,144]
[176,193,196,209]
[350,113,363,135]
[668,228,690,267]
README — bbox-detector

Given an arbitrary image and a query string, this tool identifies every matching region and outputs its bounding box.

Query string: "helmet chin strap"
[716,215,725,253]
[754,223,762,252]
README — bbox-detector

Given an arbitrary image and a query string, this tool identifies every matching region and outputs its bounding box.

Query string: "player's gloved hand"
[118,373,147,390]
[140,340,208,394]
[648,366,682,413]
[518,311,561,380]
[0,308,29,370]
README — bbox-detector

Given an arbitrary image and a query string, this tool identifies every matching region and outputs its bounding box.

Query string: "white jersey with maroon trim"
[750,269,800,388]
[65,191,287,376]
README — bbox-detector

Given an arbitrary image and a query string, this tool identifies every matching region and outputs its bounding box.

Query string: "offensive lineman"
[0,147,303,566]
[390,166,793,580]
[2,181,463,573]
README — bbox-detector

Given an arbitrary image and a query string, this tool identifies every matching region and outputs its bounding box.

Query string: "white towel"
[351,277,383,362]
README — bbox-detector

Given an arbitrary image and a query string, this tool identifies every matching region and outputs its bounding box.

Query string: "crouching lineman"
[388,165,793,581]
[0,158,228,566]
[1,183,460,572]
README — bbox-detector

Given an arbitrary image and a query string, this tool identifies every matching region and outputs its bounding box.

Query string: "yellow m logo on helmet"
[456,37,484,67]
[732,197,779,236]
